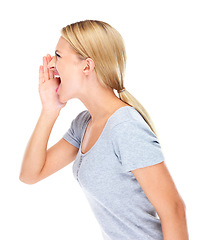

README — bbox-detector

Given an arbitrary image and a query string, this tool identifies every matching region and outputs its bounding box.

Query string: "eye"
[55,53,61,58]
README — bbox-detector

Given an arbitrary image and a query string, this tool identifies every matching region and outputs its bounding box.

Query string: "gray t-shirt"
[63,106,164,240]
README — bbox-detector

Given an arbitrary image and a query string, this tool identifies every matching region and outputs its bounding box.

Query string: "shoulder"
[110,118,159,146]
[110,108,162,155]
[63,110,91,148]
[110,110,164,172]
[111,106,157,142]
[74,109,90,122]
[71,109,91,130]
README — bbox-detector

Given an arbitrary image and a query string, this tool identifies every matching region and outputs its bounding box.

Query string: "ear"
[83,58,95,75]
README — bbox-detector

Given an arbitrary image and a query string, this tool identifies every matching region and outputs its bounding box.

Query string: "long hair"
[61,20,159,139]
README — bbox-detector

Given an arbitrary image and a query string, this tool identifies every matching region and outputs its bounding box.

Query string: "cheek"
[63,66,82,82]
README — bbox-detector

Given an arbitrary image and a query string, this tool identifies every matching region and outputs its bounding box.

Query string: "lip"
[56,85,60,92]
[54,70,60,77]
[56,82,61,92]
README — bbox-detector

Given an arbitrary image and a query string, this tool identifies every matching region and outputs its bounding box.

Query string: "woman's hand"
[38,54,66,113]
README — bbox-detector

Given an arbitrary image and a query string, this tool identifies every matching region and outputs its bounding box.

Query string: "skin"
[43,36,129,124]
[39,36,189,239]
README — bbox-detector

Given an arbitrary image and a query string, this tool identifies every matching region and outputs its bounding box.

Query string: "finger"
[47,54,51,62]
[43,56,50,81]
[47,54,54,79]
[47,54,55,64]
[39,65,45,84]
[49,67,54,79]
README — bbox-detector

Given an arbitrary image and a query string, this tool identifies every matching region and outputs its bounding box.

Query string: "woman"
[20,20,189,239]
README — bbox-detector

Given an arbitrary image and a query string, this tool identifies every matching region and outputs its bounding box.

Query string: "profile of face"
[48,36,94,103]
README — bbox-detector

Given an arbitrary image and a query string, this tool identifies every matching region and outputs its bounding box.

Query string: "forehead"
[55,36,75,54]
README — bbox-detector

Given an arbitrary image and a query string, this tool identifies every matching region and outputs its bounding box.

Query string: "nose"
[47,56,56,71]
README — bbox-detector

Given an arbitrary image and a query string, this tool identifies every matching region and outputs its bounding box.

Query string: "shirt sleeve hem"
[123,159,164,172]
[63,134,80,149]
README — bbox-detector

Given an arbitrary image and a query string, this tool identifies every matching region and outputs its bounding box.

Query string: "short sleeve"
[111,119,165,172]
[63,110,88,149]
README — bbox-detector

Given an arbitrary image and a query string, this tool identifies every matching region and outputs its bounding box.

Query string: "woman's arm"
[20,55,66,184]
[20,110,60,183]
[131,162,189,240]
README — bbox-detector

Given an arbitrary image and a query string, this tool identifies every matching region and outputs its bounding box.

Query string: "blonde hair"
[61,20,159,139]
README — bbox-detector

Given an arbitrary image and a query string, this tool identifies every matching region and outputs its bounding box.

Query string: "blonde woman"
[20,20,189,239]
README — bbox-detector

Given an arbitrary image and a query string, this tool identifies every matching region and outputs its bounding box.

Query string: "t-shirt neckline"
[79,105,133,156]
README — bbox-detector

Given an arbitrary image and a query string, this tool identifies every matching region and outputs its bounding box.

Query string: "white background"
[1,0,202,239]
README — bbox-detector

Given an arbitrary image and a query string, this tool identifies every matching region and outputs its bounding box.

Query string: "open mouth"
[55,75,61,82]
[56,85,60,92]
[54,71,61,92]
[56,80,61,92]
[54,71,60,78]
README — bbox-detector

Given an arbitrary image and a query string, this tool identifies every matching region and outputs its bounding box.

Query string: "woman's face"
[48,36,86,103]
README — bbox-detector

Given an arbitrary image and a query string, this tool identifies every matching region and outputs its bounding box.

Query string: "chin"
[58,88,75,102]
[59,97,67,104]
[58,93,68,103]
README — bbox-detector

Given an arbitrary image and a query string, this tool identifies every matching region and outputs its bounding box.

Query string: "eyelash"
[55,53,61,58]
